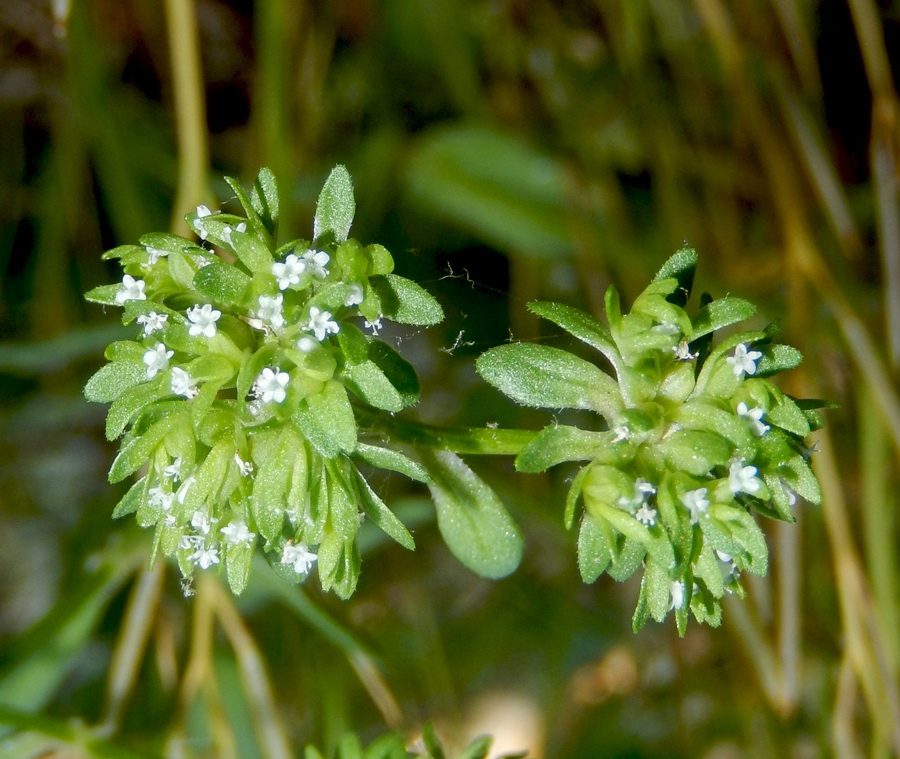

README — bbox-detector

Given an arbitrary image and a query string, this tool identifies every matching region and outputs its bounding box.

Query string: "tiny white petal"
[256,294,285,329]
[163,457,183,480]
[726,343,764,378]
[272,254,304,290]
[221,519,255,546]
[281,542,318,574]
[670,581,685,611]
[137,311,168,336]
[116,275,147,304]
[234,453,254,477]
[143,343,173,379]
[186,304,221,338]
[363,317,382,335]
[145,247,168,265]
[171,367,199,399]
[307,307,340,341]
[344,284,364,307]
[681,488,710,524]
[253,367,290,404]
[190,546,220,570]
[728,461,763,495]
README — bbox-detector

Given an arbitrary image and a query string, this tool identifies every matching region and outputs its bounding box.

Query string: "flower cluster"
[85,167,442,596]
[476,248,826,633]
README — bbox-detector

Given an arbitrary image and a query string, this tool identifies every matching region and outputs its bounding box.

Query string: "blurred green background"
[1,1,899,757]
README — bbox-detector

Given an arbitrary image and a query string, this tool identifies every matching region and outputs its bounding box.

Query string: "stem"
[165,0,209,234]
[361,410,540,456]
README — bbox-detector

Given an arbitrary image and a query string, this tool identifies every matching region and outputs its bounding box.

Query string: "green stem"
[358,409,540,456]
[165,0,209,234]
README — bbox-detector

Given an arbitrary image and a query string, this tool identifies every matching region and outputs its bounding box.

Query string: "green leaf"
[653,246,697,306]
[420,450,523,579]
[109,414,180,483]
[111,477,146,519]
[564,465,590,529]
[139,232,205,255]
[251,427,298,542]
[250,167,279,233]
[369,274,444,326]
[528,300,624,375]
[230,229,274,273]
[476,343,620,417]
[607,537,646,581]
[354,470,415,550]
[343,360,406,412]
[767,393,811,437]
[105,378,171,440]
[577,513,612,582]
[224,175,272,247]
[84,361,146,403]
[690,297,756,340]
[304,381,358,453]
[516,425,612,472]
[422,722,447,759]
[456,735,493,759]
[314,165,355,244]
[353,443,429,483]
[368,341,420,406]
[659,429,732,476]
[84,284,125,306]
[756,344,803,376]
[782,454,821,504]
[193,262,251,306]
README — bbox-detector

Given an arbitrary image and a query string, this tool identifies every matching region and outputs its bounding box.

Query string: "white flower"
[726,343,763,378]
[736,401,769,436]
[297,336,318,353]
[256,294,285,329]
[729,461,763,495]
[176,475,195,505]
[344,284,364,307]
[610,425,630,443]
[193,205,215,240]
[281,542,318,574]
[137,311,168,336]
[145,246,168,265]
[672,340,698,361]
[617,478,656,510]
[307,307,340,341]
[297,249,330,279]
[143,343,173,379]
[221,520,255,547]
[186,303,221,338]
[272,254,304,290]
[190,510,212,535]
[190,545,220,570]
[253,367,290,404]
[635,503,657,526]
[164,513,177,527]
[179,534,203,551]
[163,457,183,480]
[715,550,733,563]
[364,317,382,335]
[148,486,174,511]
[171,367,199,399]
[234,453,253,476]
[681,488,710,524]
[219,223,246,245]
[116,274,146,304]
[669,581,685,611]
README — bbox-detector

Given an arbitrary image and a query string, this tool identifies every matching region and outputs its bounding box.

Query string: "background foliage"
[1,1,899,757]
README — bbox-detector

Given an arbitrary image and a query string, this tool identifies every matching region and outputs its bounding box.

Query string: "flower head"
[256,294,285,329]
[728,461,763,495]
[364,317,383,335]
[681,488,710,524]
[171,367,199,399]
[116,275,146,304]
[298,249,330,279]
[145,247,168,266]
[617,478,656,510]
[726,343,763,378]
[253,367,290,404]
[143,343,173,379]
[190,545,220,569]
[272,254,304,290]
[736,401,769,436]
[307,307,340,341]
[193,205,215,240]
[672,340,698,362]
[669,581,686,611]
[163,457,183,480]
[186,304,221,338]
[137,311,168,336]
[281,542,318,574]
[191,510,212,535]
[344,284,364,307]
[234,453,253,477]
[148,486,175,511]
[221,520,255,547]
[635,503,657,527]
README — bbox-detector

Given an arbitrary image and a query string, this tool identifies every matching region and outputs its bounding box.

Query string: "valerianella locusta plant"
[85,167,442,598]
[476,249,828,634]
